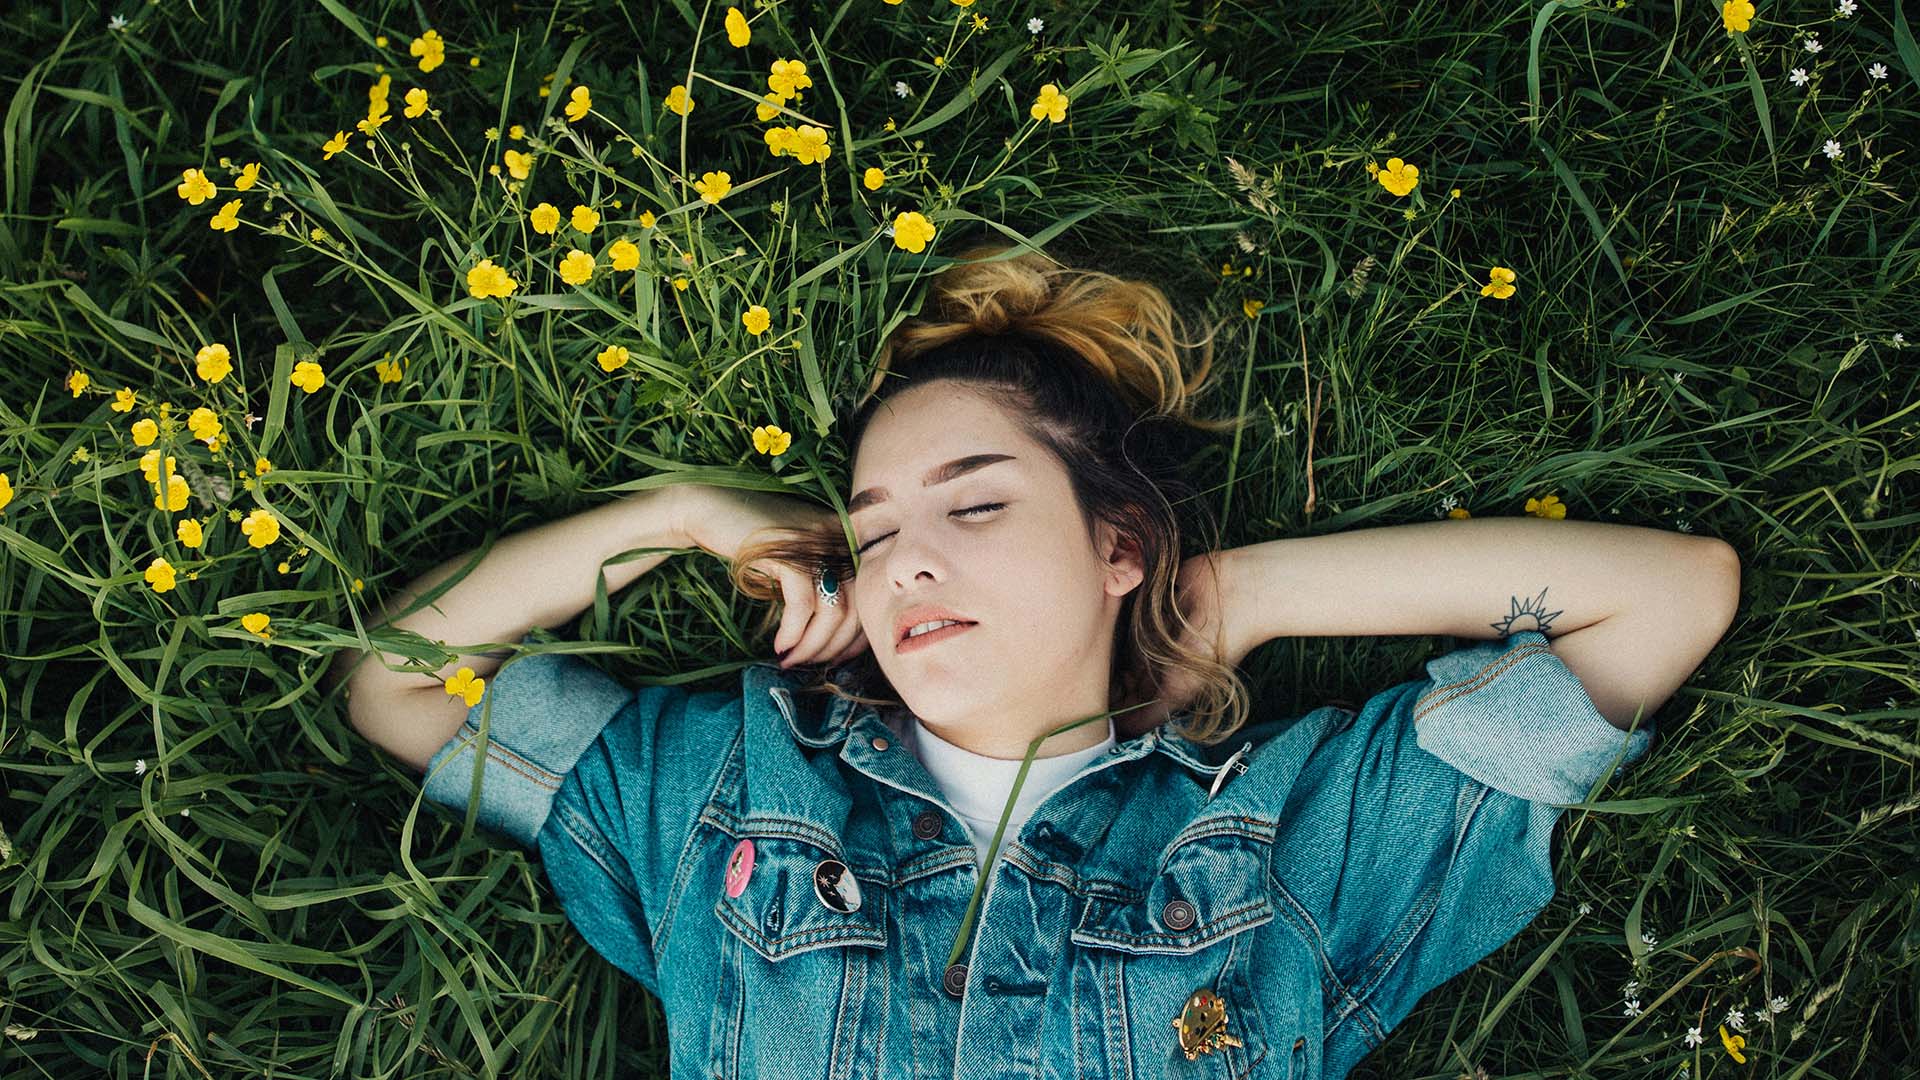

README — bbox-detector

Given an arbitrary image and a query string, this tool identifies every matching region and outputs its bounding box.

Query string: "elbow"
[1691,538,1742,633]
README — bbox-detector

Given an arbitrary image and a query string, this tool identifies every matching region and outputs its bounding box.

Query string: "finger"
[783,586,842,663]
[826,624,871,668]
[773,567,816,656]
[814,612,864,666]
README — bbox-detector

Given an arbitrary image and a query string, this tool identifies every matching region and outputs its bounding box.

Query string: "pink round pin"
[724,838,756,898]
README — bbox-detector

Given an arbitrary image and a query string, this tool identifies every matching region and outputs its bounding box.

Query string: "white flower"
[1837,0,1857,15]
[1623,998,1643,1018]
[108,13,127,30]
[1578,901,1593,916]
[1869,62,1889,80]
[133,758,147,776]
[893,80,911,99]
[1676,518,1693,533]
[1641,928,1659,946]
[1823,138,1843,160]
[1027,16,1044,34]
[1684,1026,1704,1048]
[883,223,896,237]
[1769,995,1790,1015]
[1895,332,1907,347]
[1437,494,1459,517]
[1726,1006,1747,1032]
[1623,980,1643,998]
[1805,35,1823,53]
[1790,67,1811,86]
[181,807,190,817]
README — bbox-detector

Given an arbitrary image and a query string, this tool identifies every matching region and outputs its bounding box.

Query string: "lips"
[895,620,977,653]
[894,607,977,645]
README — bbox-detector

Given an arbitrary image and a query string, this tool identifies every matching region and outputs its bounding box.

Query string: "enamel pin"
[1171,987,1245,1061]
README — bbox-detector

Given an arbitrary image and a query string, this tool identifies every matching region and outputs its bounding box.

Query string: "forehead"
[849,385,1033,506]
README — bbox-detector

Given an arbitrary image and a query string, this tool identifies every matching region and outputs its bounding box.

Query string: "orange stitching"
[1413,641,1548,723]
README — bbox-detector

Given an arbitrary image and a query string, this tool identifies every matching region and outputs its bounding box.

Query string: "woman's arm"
[1220,517,1741,730]
[326,484,700,769]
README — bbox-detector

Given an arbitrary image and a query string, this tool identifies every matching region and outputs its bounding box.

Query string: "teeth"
[905,619,963,639]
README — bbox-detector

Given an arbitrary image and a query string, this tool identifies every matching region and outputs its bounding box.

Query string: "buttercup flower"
[241,612,272,639]
[374,355,406,383]
[1243,298,1265,318]
[404,87,429,118]
[508,123,525,139]
[1030,83,1070,123]
[177,518,204,548]
[725,6,751,46]
[694,171,733,204]
[187,406,222,449]
[666,84,694,116]
[596,344,630,372]
[409,29,444,73]
[1721,1,1756,32]
[892,210,936,253]
[1377,157,1419,197]
[68,371,90,397]
[140,450,176,484]
[565,85,592,122]
[756,91,784,121]
[1718,1025,1746,1064]
[0,472,11,513]
[196,343,233,383]
[1525,493,1566,519]
[608,238,641,271]
[529,202,561,234]
[863,166,886,190]
[639,209,657,228]
[467,258,518,298]
[240,507,280,548]
[571,204,600,233]
[291,360,325,393]
[742,304,771,336]
[145,557,178,593]
[503,149,532,180]
[1481,266,1517,299]
[752,424,792,456]
[672,276,690,291]
[445,666,486,706]
[255,456,272,476]
[131,418,158,446]
[153,471,190,512]
[209,199,242,232]
[789,125,831,164]
[768,59,812,100]
[233,162,260,190]
[559,249,596,286]
[112,387,137,412]
[322,130,349,160]
[176,167,216,205]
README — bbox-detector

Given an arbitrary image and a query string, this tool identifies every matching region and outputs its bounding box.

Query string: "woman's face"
[845,381,1144,759]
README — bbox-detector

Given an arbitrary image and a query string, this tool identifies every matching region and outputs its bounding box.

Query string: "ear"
[1097,521,1147,600]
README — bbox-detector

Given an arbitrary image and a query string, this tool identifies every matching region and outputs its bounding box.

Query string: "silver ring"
[815,567,841,607]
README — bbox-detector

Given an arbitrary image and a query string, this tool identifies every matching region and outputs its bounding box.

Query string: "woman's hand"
[681,486,872,669]
[1112,549,1248,739]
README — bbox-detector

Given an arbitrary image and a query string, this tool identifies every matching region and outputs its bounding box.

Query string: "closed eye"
[855,502,1005,555]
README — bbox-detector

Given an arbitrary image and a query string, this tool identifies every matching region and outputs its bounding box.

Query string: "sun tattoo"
[1491,586,1563,637]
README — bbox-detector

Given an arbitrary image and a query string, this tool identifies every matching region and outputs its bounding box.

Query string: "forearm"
[330,485,695,699]
[1225,516,1730,644]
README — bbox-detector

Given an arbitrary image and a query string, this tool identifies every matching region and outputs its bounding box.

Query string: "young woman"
[333,241,1739,1078]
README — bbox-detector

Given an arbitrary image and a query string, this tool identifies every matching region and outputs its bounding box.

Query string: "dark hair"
[727,239,1258,745]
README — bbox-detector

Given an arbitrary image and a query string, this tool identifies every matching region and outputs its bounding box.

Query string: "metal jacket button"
[942,962,969,997]
[812,859,863,913]
[912,810,943,840]
[1162,898,1196,930]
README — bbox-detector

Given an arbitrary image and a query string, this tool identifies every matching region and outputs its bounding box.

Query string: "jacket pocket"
[704,831,888,1080]
[1067,823,1288,1079]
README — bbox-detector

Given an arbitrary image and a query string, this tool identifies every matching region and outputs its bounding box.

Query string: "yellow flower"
[1377,157,1419,197]
[725,6,751,46]
[863,166,885,191]
[764,126,796,158]
[310,226,330,242]
[409,29,444,73]
[752,424,792,456]
[145,557,178,593]
[639,209,657,228]
[509,123,525,140]
[596,344,631,372]
[1447,507,1471,519]
[445,666,486,707]
[112,387,138,412]
[255,456,272,476]
[467,258,518,298]
[469,57,480,68]
[892,210,936,253]
[1525,493,1567,520]
[131,418,158,446]
[1720,0,1756,32]
[68,371,90,397]
[694,170,733,204]
[233,162,261,191]
[608,238,641,271]
[529,202,561,234]
[241,612,272,639]
[404,87,429,118]
[952,0,976,6]
[195,343,232,383]
[375,34,388,47]
[559,249,596,286]
[140,450,175,484]
[1717,1025,1746,1064]
[374,355,406,383]
[666,84,694,116]
[176,167,216,205]
[742,304,771,336]
[153,472,190,512]
[240,508,281,548]
[1030,83,1069,123]
[209,199,242,232]
[0,471,10,513]
[571,204,600,233]
[291,360,326,393]
[788,125,831,165]
[672,276,690,291]
[322,130,349,160]
[1480,266,1517,299]
[356,108,389,136]
[1243,298,1265,319]
[177,518,204,548]
[277,559,291,573]
[565,84,593,122]
[503,149,532,180]
[188,406,222,446]
[768,59,812,100]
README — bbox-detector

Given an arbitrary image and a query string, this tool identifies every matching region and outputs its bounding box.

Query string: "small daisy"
[1623,980,1643,998]
[1726,1006,1747,1032]
[1837,0,1857,15]
[1769,995,1790,1015]
[134,758,147,776]
[1436,493,1460,518]
[1789,67,1811,86]
[1684,1026,1703,1047]
[1869,62,1889,80]
[1676,518,1693,533]
[1894,332,1907,347]
[1641,928,1659,946]
[1805,35,1823,53]
[1823,138,1843,160]
[893,80,912,98]
[1623,999,1643,1019]
[1027,16,1044,33]
[108,13,127,30]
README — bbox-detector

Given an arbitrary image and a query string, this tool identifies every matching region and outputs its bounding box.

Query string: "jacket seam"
[453,719,565,791]
[654,713,747,958]
[1412,641,1547,722]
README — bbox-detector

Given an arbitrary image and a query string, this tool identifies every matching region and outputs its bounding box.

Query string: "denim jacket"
[422,629,1653,1079]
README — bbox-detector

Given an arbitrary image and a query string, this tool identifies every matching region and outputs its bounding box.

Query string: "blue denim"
[421,628,1653,1078]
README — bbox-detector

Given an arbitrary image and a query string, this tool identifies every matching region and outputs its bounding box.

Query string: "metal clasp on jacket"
[1205,741,1253,801]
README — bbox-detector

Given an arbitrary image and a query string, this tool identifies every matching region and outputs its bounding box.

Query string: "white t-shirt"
[902,713,1117,868]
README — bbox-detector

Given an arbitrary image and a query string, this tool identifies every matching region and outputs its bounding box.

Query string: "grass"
[1,0,1915,1076]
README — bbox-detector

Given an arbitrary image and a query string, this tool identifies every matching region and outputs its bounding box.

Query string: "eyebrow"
[848,454,1018,515]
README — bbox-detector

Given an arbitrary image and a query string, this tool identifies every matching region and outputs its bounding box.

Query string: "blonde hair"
[728,238,1258,745]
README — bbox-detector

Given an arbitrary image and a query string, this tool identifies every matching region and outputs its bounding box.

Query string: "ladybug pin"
[1171,987,1245,1061]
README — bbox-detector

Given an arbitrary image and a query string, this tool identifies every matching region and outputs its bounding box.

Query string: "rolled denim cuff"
[422,634,635,848]
[1412,630,1654,804]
